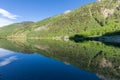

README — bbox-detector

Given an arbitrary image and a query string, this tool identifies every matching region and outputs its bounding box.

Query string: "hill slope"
[0,21,33,39]
[0,0,120,39]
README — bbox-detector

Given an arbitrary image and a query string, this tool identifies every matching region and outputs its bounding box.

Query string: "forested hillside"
[0,0,120,39]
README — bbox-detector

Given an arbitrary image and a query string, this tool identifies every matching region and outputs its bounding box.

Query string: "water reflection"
[69,33,120,48]
[0,48,99,80]
[0,39,120,80]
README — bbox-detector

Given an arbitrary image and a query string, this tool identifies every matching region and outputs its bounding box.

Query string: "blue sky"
[0,0,97,27]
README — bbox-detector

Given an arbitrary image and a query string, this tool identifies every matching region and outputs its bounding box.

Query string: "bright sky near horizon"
[0,0,97,27]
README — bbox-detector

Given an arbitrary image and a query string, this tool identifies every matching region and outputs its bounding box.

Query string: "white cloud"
[0,48,18,67]
[0,48,15,57]
[0,8,18,19]
[0,56,18,67]
[0,18,14,27]
[0,8,19,27]
[64,10,71,14]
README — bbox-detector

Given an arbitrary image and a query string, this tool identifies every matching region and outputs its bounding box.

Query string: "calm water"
[0,39,120,80]
[0,48,99,80]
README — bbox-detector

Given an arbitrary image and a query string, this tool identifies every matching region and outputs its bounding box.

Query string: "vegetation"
[0,21,33,39]
[0,39,120,80]
[0,0,120,39]
[0,0,120,79]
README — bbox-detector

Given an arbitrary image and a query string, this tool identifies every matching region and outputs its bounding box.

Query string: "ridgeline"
[0,0,120,40]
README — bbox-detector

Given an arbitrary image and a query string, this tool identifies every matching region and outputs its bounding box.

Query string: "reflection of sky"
[0,48,100,80]
[0,48,18,67]
[0,48,14,57]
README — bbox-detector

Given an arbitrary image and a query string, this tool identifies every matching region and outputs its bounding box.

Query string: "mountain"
[0,0,120,40]
[0,21,34,39]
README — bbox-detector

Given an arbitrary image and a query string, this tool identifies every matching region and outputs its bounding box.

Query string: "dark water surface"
[0,39,120,80]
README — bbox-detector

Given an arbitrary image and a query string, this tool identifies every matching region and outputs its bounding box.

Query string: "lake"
[0,39,120,80]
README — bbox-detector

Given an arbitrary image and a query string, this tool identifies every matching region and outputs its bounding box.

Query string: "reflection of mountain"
[0,39,120,80]
[0,39,35,53]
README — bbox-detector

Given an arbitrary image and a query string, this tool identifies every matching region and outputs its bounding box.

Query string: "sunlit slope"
[0,21,33,38]
[0,0,120,38]
[27,0,120,38]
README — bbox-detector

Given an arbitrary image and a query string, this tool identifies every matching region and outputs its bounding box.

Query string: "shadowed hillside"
[69,31,120,47]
